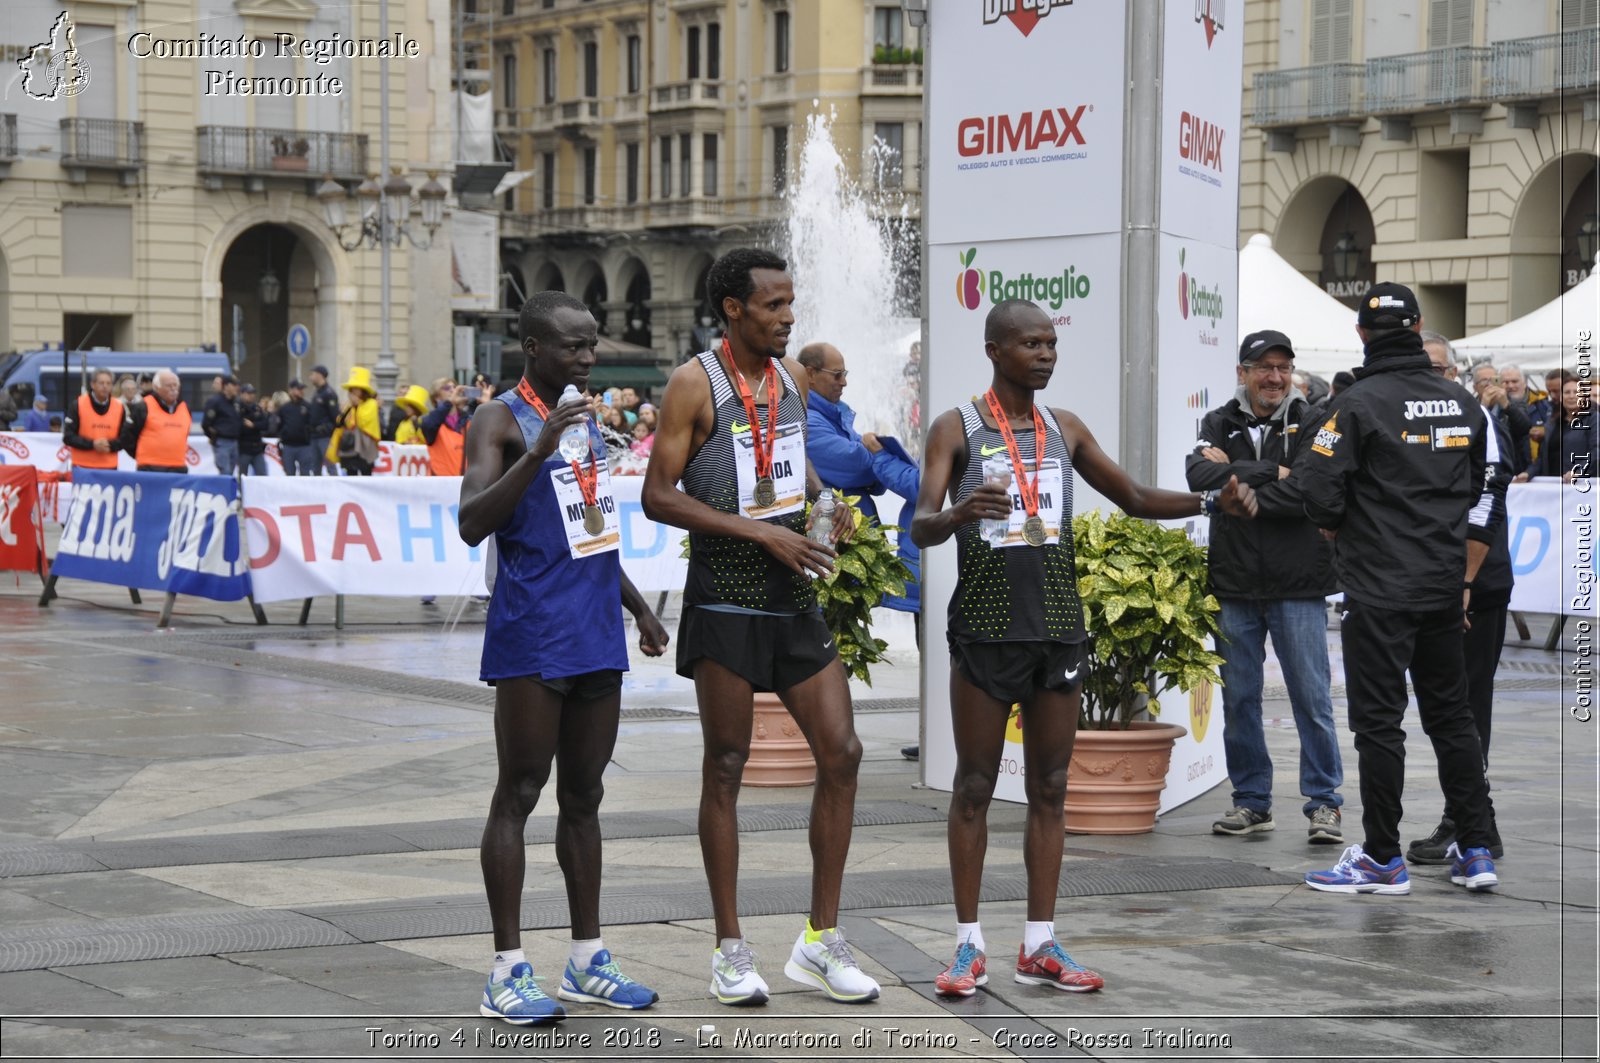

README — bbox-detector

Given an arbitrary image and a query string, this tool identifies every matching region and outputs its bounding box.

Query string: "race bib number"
[996,458,1066,549]
[733,419,807,519]
[551,458,621,559]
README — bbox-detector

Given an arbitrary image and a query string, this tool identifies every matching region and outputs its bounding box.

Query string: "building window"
[626,142,640,203]
[542,47,557,103]
[772,125,788,193]
[680,132,692,197]
[874,122,904,189]
[583,146,597,205]
[707,22,721,79]
[583,40,598,97]
[501,53,517,109]
[774,10,790,74]
[660,135,672,197]
[874,6,903,49]
[687,25,701,79]
[502,0,514,16]
[703,133,718,197]
[1427,0,1473,47]
[542,151,556,209]
[1309,0,1352,64]
[1565,0,1600,29]
[626,34,641,93]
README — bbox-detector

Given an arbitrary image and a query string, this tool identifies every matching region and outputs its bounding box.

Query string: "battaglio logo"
[1195,0,1225,48]
[1176,248,1223,325]
[982,0,1074,38]
[957,248,1091,311]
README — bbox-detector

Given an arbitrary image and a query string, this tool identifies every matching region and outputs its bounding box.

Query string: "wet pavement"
[0,578,1594,1062]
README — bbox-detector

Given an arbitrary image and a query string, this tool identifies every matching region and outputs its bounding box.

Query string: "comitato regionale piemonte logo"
[15,12,92,101]
[981,0,1075,38]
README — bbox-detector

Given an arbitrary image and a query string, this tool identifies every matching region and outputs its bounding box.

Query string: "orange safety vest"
[135,395,191,468]
[428,421,466,476]
[71,394,124,469]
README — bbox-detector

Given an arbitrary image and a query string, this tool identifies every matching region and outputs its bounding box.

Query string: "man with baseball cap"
[1186,329,1344,845]
[1293,282,1501,896]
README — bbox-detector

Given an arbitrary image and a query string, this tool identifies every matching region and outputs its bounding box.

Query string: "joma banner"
[51,470,252,600]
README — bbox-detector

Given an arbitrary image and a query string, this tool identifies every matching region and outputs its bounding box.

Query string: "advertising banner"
[1155,234,1239,497]
[51,470,251,601]
[924,0,1126,245]
[1159,0,1243,247]
[0,432,429,479]
[0,465,46,575]
[1506,481,1597,617]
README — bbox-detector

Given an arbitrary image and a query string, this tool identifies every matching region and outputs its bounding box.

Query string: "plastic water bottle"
[980,457,1012,546]
[557,384,589,461]
[809,489,836,546]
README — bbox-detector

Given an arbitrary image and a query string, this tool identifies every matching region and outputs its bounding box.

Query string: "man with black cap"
[237,383,269,475]
[1295,282,1501,896]
[277,379,319,476]
[202,376,243,474]
[1186,329,1344,846]
[307,365,340,474]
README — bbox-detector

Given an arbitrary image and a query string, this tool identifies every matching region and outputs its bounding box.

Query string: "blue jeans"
[240,451,268,476]
[212,437,239,475]
[1217,597,1344,816]
[280,443,320,476]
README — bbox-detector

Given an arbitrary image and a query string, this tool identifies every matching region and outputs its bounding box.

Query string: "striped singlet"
[680,349,815,613]
[947,399,1085,645]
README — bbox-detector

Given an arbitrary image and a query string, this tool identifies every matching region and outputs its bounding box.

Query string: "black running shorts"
[676,606,839,694]
[950,639,1089,705]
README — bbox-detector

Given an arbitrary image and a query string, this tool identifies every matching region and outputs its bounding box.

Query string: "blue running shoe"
[558,948,659,1010]
[480,962,566,1025]
[1304,844,1411,895]
[1447,843,1499,892]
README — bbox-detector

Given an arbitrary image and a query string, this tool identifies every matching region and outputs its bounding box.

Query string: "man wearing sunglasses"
[1187,330,1344,845]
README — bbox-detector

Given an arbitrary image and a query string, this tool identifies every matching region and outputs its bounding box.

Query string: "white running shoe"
[783,926,881,1003]
[709,941,769,1006]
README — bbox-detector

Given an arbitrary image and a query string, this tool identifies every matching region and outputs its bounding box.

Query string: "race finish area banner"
[51,470,251,601]
[0,432,429,479]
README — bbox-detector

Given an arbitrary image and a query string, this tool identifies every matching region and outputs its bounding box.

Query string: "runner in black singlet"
[642,248,880,1007]
[911,299,1256,998]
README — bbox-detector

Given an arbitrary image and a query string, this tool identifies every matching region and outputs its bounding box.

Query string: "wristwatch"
[1199,490,1220,516]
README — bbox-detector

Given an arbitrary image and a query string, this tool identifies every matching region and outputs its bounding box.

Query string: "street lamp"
[1330,231,1362,281]
[258,267,282,305]
[1576,215,1600,268]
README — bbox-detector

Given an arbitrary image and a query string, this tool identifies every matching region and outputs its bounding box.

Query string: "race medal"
[583,504,605,536]
[754,476,777,508]
[984,388,1049,547]
[1022,515,1047,547]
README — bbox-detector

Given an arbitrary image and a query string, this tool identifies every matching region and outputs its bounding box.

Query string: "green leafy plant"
[1073,511,1224,729]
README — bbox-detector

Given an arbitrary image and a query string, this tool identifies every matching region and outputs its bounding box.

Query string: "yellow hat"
[396,384,430,416]
[341,366,375,395]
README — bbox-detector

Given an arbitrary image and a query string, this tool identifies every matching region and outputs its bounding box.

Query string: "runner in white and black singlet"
[643,248,880,1007]
[912,299,1257,999]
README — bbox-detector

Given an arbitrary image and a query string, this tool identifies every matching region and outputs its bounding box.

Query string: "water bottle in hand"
[809,489,836,546]
[980,457,1012,546]
[557,384,590,461]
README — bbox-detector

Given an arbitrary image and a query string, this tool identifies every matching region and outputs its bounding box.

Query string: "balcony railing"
[0,113,16,160]
[60,118,143,169]
[865,64,924,91]
[196,126,368,179]
[1252,63,1364,125]
[1366,46,1490,113]
[1490,28,1600,99]
[615,93,644,118]
[559,99,601,125]
[651,80,721,110]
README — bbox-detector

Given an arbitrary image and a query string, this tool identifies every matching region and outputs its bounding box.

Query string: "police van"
[0,346,233,431]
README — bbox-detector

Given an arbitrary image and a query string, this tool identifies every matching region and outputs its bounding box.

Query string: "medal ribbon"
[721,336,777,482]
[983,388,1045,520]
[518,378,601,511]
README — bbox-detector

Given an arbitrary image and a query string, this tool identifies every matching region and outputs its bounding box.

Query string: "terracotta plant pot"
[1064,721,1188,835]
[743,692,816,787]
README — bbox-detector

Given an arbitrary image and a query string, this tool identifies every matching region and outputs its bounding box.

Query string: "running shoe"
[1212,806,1274,835]
[709,941,770,1007]
[1447,843,1499,892]
[934,941,987,997]
[1307,806,1343,845]
[1304,844,1411,895]
[784,926,881,1003]
[1014,941,1104,992]
[558,948,658,1010]
[480,962,566,1025]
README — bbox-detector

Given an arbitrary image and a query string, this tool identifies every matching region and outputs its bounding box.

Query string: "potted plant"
[270,135,310,171]
[1064,510,1224,833]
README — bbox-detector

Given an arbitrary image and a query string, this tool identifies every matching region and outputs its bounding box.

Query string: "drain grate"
[0,909,356,973]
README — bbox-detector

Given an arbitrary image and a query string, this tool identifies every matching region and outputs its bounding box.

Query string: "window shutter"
[1311,0,1352,64]
[1430,0,1473,47]
[1563,0,1599,30]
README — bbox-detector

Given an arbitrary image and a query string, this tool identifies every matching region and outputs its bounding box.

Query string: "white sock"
[1022,920,1055,953]
[491,948,526,982]
[955,921,986,954]
[719,936,744,956]
[570,937,604,970]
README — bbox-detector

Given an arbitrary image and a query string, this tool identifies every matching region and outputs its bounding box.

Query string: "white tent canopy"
[1452,269,1600,373]
[1237,233,1364,380]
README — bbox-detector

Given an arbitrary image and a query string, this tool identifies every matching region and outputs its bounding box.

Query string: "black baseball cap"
[220,375,237,386]
[239,383,257,394]
[287,378,305,389]
[1239,329,1295,364]
[311,364,331,377]
[1358,282,1421,329]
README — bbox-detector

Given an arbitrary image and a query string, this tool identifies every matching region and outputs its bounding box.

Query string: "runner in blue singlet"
[457,291,670,1026]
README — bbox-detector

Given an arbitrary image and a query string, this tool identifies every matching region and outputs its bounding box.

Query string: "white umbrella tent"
[1452,269,1600,375]
[1236,233,1364,380]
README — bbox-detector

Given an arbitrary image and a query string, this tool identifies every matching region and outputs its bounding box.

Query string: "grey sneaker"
[1307,806,1343,845]
[1212,807,1274,835]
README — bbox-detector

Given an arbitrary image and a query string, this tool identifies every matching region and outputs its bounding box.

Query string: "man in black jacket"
[276,379,319,475]
[1187,330,1344,845]
[201,376,243,474]
[1297,282,1499,897]
[307,365,341,474]
[237,383,269,475]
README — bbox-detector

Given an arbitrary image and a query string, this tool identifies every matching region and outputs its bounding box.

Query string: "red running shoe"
[1014,941,1104,992]
[934,941,987,997]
